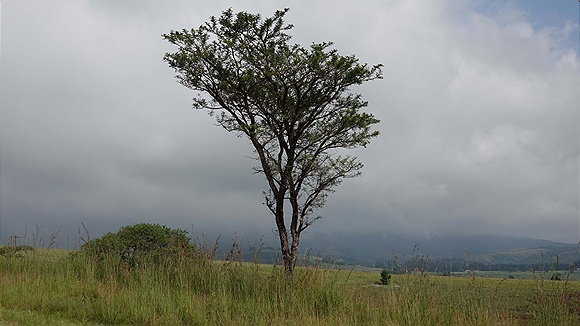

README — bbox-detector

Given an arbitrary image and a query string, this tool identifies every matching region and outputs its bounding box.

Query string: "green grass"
[1,246,579,325]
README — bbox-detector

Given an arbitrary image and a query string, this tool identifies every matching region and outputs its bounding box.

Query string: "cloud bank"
[0,0,578,246]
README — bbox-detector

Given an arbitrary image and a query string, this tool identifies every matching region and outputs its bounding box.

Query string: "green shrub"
[0,245,34,257]
[80,223,194,268]
[380,268,392,285]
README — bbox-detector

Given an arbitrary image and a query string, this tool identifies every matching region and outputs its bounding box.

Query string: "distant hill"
[296,232,579,267]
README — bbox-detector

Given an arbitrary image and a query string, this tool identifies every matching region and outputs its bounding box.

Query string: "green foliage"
[380,268,392,285]
[80,223,193,268]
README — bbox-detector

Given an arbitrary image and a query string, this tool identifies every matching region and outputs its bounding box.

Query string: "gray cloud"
[1,0,578,246]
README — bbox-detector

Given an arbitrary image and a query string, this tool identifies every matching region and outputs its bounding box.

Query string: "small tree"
[163,8,382,279]
[380,269,392,285]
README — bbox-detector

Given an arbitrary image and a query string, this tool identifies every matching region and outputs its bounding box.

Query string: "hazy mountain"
[297,232,579,266]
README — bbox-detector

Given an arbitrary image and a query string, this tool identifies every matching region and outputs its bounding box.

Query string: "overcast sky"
[1,0,578,248]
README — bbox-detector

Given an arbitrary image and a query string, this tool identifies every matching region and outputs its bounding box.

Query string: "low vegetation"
[1,225,579,325]
[79,223,195,271]
[0,245,34,257]
[380,268,392,285]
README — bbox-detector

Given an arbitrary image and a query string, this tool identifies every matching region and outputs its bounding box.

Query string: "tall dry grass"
[1,244,579,325]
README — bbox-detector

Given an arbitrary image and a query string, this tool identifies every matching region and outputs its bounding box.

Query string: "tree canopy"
[163,8,382,278]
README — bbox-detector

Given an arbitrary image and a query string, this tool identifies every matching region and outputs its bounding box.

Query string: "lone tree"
[163,8,382,279]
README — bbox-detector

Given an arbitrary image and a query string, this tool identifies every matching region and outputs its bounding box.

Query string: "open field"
[1,247,580,325]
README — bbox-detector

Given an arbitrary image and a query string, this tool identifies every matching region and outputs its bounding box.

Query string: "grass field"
[1,247,579,325]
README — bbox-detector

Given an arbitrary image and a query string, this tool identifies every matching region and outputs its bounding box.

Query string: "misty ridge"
[210,231,579,270]
[7,223,578,271]
[300,232,578,265]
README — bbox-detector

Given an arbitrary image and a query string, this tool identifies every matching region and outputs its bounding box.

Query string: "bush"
[380,268,392,285]
[0,245,34,257]
[80,223,194,268]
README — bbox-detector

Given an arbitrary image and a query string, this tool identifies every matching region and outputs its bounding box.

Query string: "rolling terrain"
[294,232,579,268]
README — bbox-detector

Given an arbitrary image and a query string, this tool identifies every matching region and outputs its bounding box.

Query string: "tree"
[163,8,382,279]
[380,269,392,285]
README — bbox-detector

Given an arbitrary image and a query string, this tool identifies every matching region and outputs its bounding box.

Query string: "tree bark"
[273,192,294,279]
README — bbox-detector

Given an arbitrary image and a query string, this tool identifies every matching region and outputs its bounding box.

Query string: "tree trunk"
[273,192,295,280]
[279,232,299,282]
[277,193,303,282]
[278,229,294,280]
